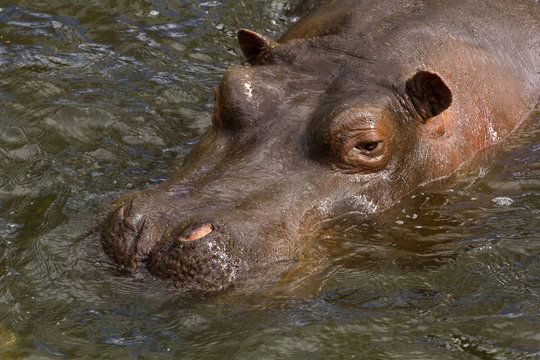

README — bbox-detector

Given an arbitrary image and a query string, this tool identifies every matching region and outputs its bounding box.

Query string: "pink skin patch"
[186,224,214,241]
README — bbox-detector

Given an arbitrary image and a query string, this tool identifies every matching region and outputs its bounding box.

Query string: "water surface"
[0,1,538,358]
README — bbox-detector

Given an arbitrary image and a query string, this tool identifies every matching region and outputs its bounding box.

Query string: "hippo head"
[101,29,454,292]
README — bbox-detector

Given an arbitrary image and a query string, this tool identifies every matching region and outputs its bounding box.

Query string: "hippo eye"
[342,133,389,171]
[355,141,381,153]
[353,140,384,157]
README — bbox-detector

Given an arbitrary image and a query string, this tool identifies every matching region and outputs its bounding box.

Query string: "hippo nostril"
[122,202,131,219]
[116,201,143,233]
[185,224,214,241]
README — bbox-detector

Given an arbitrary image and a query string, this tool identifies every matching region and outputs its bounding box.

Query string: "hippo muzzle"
[102,196,248,292]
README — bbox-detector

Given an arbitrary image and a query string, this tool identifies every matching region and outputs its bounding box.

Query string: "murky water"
[0,1,538,358]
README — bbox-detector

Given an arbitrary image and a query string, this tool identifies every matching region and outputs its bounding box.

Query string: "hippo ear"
[406,70,452,122]
[237,29,277,64]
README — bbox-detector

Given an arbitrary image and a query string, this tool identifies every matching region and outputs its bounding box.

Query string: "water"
[0,0,538,358]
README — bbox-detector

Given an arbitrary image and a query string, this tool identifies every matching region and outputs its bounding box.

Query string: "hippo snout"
[101,200,247,292]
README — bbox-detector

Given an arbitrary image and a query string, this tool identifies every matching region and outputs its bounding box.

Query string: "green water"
[0,1,538,358]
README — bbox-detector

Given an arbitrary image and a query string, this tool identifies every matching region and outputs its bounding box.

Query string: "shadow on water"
[0,0,538,359]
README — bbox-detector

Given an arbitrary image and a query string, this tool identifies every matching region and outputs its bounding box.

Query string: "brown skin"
[101,0,539,292]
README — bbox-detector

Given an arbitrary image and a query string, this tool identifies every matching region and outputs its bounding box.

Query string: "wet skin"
[101,0,540,292]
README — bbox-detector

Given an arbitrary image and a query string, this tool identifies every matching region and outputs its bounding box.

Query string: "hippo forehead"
[218,42,405,136]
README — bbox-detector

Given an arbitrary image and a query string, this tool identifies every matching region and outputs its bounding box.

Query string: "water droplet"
[492,197,513,206]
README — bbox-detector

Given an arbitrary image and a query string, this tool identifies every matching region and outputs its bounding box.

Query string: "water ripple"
[0,1,537,358]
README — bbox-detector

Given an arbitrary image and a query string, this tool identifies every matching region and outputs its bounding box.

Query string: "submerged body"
[101,0,539,292]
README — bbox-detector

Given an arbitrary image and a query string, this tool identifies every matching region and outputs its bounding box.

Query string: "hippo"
[101,0,539,292]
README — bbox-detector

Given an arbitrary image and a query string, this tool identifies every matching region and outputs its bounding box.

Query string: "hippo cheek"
[146,228,248,292]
